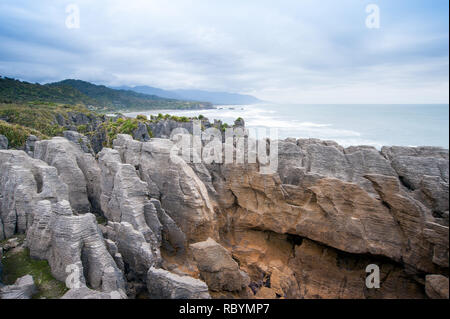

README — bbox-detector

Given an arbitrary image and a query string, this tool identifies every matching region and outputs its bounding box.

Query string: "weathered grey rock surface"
[147,267,211,299]
[102,221,159,279]
[0,134,7,150]
[113,135,217,243]
[62,287,126,299]
[0,275,36,299]
[0,150,68,240]
[98,148,160,249]
[63,130,94,154]
[33,137,102,213]
[0,126,448,299]
[24,135,38,155]
[26,200,126,293]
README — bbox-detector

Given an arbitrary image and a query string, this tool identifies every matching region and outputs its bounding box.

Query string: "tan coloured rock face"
[425,275,449,299]
[289,239,426,299]
[227,230,301,298]
[199,140,448,298]
[190,238,250,292]
[1,132,448,299]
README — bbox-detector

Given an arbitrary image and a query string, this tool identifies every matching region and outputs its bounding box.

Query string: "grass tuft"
[1,246,68,299]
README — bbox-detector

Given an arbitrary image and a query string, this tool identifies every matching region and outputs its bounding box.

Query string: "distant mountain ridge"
[113,85,261,105]
[0,77,213,112]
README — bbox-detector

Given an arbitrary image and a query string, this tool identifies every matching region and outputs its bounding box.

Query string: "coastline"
[123,103,450,149]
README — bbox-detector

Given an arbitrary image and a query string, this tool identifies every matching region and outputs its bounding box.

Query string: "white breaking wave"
[125,104,388,148]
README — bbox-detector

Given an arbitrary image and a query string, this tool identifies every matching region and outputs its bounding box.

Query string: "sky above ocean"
[125,103,450,149]
[0,0,448,104]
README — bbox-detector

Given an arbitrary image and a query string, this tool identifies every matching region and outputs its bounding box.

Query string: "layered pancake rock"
[0,131,448,299]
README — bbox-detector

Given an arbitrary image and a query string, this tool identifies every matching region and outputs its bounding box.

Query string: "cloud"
[0,0,448,103]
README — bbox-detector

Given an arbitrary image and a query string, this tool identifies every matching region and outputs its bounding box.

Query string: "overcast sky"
[0,0,448,103]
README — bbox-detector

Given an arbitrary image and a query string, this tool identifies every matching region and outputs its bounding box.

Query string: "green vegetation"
[149,113,193,122]
[1,246,68,299]
[95,215,107,225]
[1,77,213,113]
[220,123,230,132]
[136,114,148,121]
[0,120,48,148]
[77,124,88,134]
[101,117,147,147]
[0,77,95,105]
[0,103,72,136]
[0,102,97,148]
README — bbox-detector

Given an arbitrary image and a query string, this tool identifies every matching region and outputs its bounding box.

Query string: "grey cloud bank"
[0,0,448,103]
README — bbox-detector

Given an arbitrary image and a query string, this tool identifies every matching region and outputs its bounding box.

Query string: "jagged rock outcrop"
[24,135,38,155]
[0,150,68,240]
[0,275,37,299]
[62,287,126,299]
[149,198,186,257]
[1,124,448,299]
[180,137,448,298]
[0,134,7,150]
[98,147,187,265]
[133,122,152,142]
[113,135,217,243]
[0,149,126,298]
[102,221,159,279]
[55,111,105,133]
[63,131,94,154]
[147,120,195,139]
[147,267,211,299]
[425,275,449,299]
[381,146,449,222]
[33,137,102,213]
[204,140,447,277]
[289,238,426,299]
[0,247,3,283]
[190,238,250,292]
[98,148,161,248]
[26,200,126,294]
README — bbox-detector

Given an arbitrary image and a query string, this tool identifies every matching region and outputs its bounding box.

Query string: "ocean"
[125,104,449,149]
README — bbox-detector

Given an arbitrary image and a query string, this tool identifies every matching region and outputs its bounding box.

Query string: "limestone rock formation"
[33,137,102,213]
[98,147,187,270]
[1,125,448,299]
[102,221,159,279]
[0,150,126,297]
[133,122,152,142]
[147,267,211,299]
[0,134,7,150]
[24,135,38,155]
[26,200,126,294]
[62,287,126,299]
[98,148,157,241]
[289,238,426,299]
[0,247,3,283]
[190,238,250,292]
[200,140,448,296]
[113,134,217,243]
[150,198,186,257]
[63,130,94,154]
[0,150,68,240]
[147,119,194,139]
[0,275,37,299]
[425,275,449,299]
